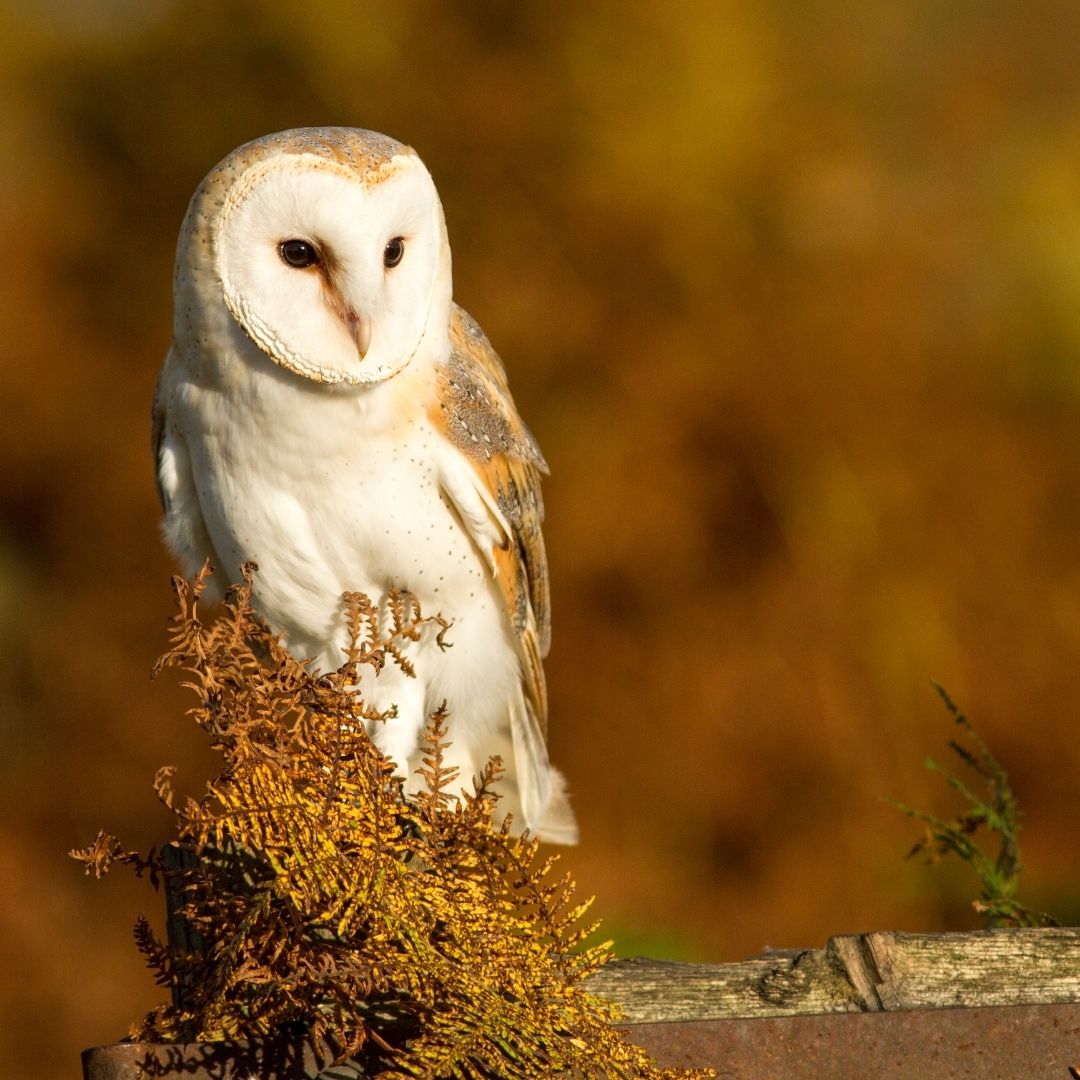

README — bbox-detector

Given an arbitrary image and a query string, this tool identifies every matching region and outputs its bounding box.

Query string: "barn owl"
[153,127,577,844]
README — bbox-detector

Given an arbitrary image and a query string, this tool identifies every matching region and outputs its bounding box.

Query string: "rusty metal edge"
[83,1002,1080,1079]
[618,1001,1080,1078]
[81,1038,346,1080]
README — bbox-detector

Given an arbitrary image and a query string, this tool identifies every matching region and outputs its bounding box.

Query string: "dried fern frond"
[74,563,710,1079]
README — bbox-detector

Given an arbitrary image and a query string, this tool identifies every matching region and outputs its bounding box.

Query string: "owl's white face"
[214,152,449,385]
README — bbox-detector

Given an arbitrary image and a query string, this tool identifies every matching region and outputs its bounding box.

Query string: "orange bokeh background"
[4,2,1080,1076]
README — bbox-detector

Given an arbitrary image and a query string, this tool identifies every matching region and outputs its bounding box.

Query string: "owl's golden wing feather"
[432,305,576,841]
[432,304,551,732]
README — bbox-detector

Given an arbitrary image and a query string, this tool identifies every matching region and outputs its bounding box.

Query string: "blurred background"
[4,0,1080,1074]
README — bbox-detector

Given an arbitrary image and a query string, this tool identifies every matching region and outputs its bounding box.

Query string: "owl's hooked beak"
[321,277,371,359]
[344,310,371,358]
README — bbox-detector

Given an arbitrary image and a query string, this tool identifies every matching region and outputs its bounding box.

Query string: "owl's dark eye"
[384,236,405,269]
[279,239,319,269]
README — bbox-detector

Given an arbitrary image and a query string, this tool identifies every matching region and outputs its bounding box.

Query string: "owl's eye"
[279,239,319,269]
[384,236,405,269]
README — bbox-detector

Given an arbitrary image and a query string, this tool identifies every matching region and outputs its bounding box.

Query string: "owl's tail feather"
[509,691,579,845]
[536,766,579,845]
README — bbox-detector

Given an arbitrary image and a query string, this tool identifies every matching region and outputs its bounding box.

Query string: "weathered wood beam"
[585,927,1080,1022]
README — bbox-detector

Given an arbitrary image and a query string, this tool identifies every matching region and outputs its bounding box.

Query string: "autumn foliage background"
[4,2,1080,1077]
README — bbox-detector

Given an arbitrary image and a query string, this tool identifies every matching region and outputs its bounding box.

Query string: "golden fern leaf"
[74,567,711,1079]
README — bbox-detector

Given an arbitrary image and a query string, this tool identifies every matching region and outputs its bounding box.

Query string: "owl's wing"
[152,369,167,505]
[153,349,221,584]
[433,305,575,841]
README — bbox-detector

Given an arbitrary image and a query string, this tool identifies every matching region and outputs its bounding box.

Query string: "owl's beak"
[322,276,371,359]
[344,310,371,358]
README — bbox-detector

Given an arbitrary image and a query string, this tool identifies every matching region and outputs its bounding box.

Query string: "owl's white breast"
[162,329,511,705]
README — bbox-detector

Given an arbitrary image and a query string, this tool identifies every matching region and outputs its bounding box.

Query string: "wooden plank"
[584,953,861,1023]
[860,927,1080,1010]
[585,928,1080,1022]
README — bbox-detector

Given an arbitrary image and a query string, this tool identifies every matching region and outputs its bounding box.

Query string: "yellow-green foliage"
[73,566,708,1079]
[890,684,1057,931]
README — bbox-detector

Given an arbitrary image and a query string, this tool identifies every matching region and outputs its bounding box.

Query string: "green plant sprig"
[889,683,1056,929]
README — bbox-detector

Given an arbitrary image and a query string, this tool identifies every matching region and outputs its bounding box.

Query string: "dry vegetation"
[74,566,707,1079]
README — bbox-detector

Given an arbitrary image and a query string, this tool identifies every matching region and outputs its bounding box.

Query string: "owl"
[153,128,577,844]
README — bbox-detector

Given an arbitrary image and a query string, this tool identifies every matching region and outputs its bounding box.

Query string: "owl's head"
[177,128,452,386]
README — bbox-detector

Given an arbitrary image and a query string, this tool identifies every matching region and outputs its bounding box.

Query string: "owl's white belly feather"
[162,351,519,790]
